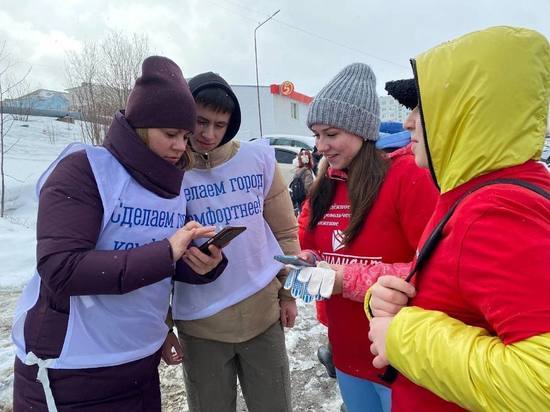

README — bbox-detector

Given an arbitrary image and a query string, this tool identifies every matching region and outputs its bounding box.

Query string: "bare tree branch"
[65,31,150,145]
[0,41,32,217]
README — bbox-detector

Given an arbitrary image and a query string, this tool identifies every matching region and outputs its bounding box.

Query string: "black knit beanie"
[126,56,196,132]
[384,79,418,110]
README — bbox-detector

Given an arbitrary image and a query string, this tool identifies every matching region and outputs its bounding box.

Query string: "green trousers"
[178,321,292,412]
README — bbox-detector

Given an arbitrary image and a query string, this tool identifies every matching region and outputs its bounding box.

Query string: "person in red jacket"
[295,63,437,412]
[368,26,550,411]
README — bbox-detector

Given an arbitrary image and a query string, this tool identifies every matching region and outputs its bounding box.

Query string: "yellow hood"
[415,26,550,193]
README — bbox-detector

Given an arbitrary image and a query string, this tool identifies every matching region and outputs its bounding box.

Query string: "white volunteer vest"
[12,143,185,370]
[172,142,284,320]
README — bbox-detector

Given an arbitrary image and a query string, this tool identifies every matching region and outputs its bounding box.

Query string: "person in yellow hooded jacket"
[366,26,550,411]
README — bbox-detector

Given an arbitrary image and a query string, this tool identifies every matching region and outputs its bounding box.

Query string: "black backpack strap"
[406,178,549,282]
[379,178,549,384]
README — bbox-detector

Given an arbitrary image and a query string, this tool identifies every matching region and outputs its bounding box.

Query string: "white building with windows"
[379,95,410,123]
[231,82,312,141]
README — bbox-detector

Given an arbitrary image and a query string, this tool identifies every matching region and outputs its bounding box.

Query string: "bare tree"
[99,31,149,111]
[0,41,31,217]
[9,77,35,121]
[65,43,105,145]
[65,31,149,145]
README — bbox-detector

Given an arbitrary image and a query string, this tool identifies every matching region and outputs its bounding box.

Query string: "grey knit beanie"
[307,63,380,141]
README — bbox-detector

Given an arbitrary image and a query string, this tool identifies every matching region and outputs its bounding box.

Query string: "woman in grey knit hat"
[290,63,438,412]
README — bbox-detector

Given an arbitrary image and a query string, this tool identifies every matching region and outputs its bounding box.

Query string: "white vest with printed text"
[172,142,284,320]
[12,143,186,369]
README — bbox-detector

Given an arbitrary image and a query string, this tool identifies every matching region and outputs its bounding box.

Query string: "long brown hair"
[308,141,389,245]
[135,128,194,171]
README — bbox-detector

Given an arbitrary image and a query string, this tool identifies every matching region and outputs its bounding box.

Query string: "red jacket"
[391,160,550,411]
[298,150,437,382]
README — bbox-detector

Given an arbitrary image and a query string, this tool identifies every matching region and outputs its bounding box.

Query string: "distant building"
[231,82,312,140]
[379,95,410,123]
[3,89,77,118]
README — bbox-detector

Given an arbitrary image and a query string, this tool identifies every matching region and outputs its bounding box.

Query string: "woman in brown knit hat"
[11,56,227,412]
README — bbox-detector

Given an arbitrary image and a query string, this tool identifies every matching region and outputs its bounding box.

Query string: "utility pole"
[254,9,280,138]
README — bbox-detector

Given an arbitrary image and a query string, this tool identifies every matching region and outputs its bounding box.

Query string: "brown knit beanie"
[126,56,196,132]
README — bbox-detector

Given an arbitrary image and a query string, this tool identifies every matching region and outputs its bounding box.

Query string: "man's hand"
[161,331,183,365]
[280,299,298,328]
[368,316,393,369]
[370,275,416,317]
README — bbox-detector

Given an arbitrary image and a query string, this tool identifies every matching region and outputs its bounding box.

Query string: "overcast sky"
[1,0,549,97]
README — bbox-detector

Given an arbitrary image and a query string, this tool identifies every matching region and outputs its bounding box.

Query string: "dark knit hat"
[384,79,417,110]
[307,63,380,141]
[188,72,241,146]
[126,56,196,132]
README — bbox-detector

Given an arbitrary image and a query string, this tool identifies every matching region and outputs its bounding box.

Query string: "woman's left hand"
[182,245,223,275]
[161,331,183,365]
[368,316,394,369]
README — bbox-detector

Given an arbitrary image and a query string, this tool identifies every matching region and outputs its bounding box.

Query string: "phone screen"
[273,255,314,267]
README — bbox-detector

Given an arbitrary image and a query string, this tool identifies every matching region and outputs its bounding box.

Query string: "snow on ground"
[0,116,81,289]
[0,115,82,410]
[0,116,342,411]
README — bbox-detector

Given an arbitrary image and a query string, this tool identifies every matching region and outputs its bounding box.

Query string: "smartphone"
[197,226,247,255]
[274,255,315,267]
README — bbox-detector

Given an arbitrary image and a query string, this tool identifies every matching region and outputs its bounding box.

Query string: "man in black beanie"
[166,72,299,412]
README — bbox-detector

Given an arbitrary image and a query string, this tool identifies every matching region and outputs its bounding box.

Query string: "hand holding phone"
[197,226,247,256]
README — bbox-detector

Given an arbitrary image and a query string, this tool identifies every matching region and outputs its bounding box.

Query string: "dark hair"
[195,87,235,114]
[308,141,389,245]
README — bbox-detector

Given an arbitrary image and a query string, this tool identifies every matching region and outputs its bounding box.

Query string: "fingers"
[370,296,406,317]
[186,247,215,265]
[182,256,209,275]
[172,338,184,359]
[189,226,217,240]
[207,245,223,260]
[297,251,316,264]
[371,307,399,318]
[161,341,183,365]
[183,221,206,230]
[368,329,388,369]
[285,315,296,328]
[280,309,288,327]
[378,275,416,298]
[372,354,389,369]
[371,278,409,311]
[280,301,297,328]
[370,342,378,356]
[183,245,221,274]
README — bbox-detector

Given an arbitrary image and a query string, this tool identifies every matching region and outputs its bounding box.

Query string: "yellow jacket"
[372,26,550,411]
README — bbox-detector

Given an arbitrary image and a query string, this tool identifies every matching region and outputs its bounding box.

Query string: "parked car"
[251,134,316,151]
[272,145,301,185]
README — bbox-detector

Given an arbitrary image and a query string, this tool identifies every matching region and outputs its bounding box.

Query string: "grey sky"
[1,0,549,97]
